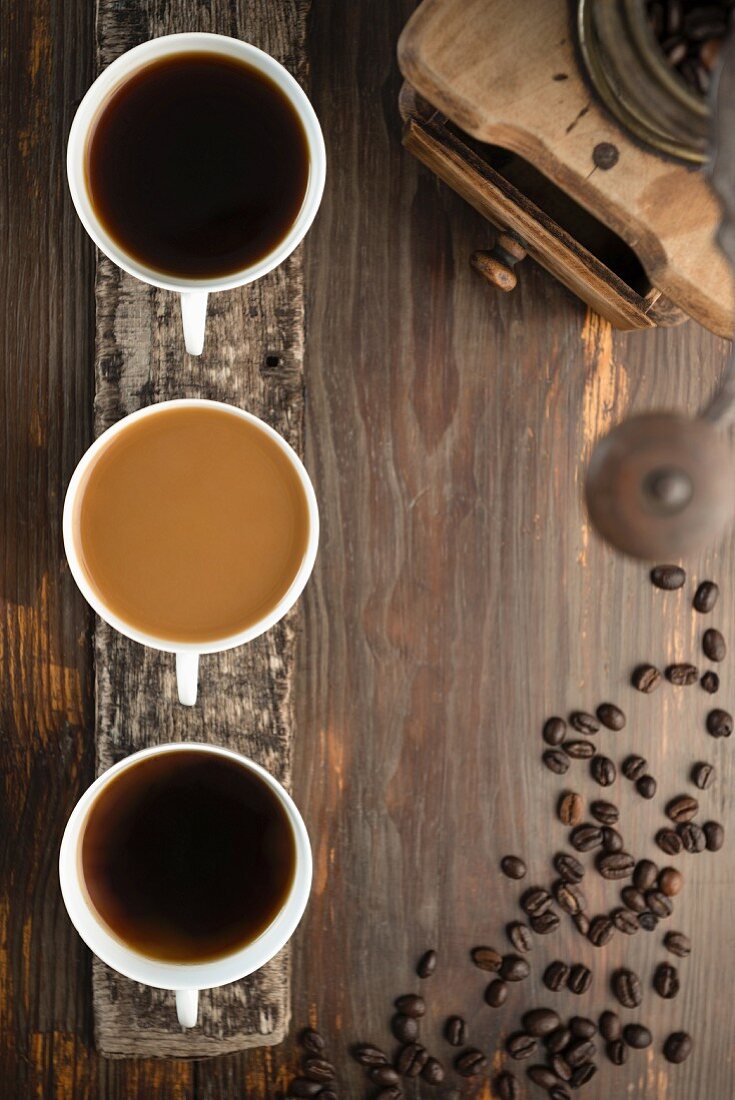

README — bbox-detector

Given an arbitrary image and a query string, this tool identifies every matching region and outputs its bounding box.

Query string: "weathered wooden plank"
[92,0,309,1058]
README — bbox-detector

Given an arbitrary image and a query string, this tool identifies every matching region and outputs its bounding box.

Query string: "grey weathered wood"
[92,0,309,1058]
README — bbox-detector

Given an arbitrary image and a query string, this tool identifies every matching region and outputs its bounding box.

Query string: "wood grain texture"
[398,0,735,337]
[91,0,309,1059]
[1,0,735,1095]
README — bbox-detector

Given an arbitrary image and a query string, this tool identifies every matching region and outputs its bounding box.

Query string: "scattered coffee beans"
[654,962,680,999]
[554,852,585,883]
[394,994,424,1018]
[701,670,720,693]
[391,1014,418,1043]
[507,921,533,953]
[501,955,530,983]
[522,1008,561,1037]
[636,774,657,799]
[543,749,570,774]
[444,1016,466,1047]
[521,886,552,916]
[665,663,698,685]
[569,711,599,734]
[656,828,682,855]
[664,930,691,957]
[396,1042,427,1077]
[569,824,603,851]
[650,564,685,590]
[421,1057,444,1084]
[454,1048,487,1076]
[543,961,569,992]
[606,1039,627,1065]
[416,949,437,978]
[590,754,616,786]
[704,820,725,851]
[353,1045,388,1068]
[588,914,615,946]
[658,867,683,896]
[506,1032,537,1060]
[558,791,584,826]
[666,794,699,823]
[597,851,634,880]
[694,580,719,612]
[678,821,706,853]
[494,1071,520,1099]
[622,754,647,781]
[563,739,595,760]
[621,886,647,912]
[568,964,592,994]
[471,945,501,972]
[646,889,673,918]
[485,980,508,1007]
[707,708,733,738]
[591,799,619,825]
[612,907,639,935]
[633,859,658,891]
[623,1023,652,1049]
[639,911,659,932]
[599,1011,621,1041]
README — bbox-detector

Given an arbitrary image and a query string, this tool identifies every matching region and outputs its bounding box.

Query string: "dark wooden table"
[1,1,733,1097]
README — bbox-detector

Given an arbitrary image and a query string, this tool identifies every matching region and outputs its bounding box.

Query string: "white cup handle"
[176,652,199,706]
[180,290,208,356]
[176,988,198,1028]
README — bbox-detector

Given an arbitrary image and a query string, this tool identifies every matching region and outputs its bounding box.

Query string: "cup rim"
[66,32,326,292]
[62,398,319,654]
[58,742,312,991]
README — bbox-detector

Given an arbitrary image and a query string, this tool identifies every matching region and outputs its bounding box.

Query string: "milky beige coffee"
[72,405,310,643]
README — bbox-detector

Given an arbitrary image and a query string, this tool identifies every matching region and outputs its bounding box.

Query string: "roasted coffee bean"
[622,885,647,912]
[416,949,437,978]
[573,911,590,935]
[597,851,634,880]
[471,945,502,972]
[622,754,647,781]
[501,855,527,880]
[633,859,658,892]
[527,1065,559,1088]
[596,702,626,730]
[664,930,691,957]
[558,791,584,826]
[506,1032,537,1060]
[397,1042,428,1077]
[691,761,715,790]
[373,1089,401,1100]
[606,1039,627,1065]
[543,717,567,745]
[599,1010,622,1041]
[554,879,586,916]
[507,921,533,953]
[549,1088,571,1100]
[570,710,599,735]
[545,1026,572,1053]
[370,1066,400,1087]
[530,909,560,934]
[658,867,683,896]
[636,774,657,799]
[656,828,682,855]
[421,1057,444,1085]
[654,961,679,999]
[548,1054,573,1082]
[494,1071,520,1100]
[568,964,592,994]
[570,1016,597,1039]
[353,1044,388,1067]
[522,1007,560,1037]
[667,794,699,823]
[638,910,659,932]
[591,754,616,786]
[612,968,642,1008]
[563,739,595,760]
[701,670,720,693]
[288,1079,323,1097]
[395,994,425,1018]
[392,1014,418,1043]
[454,1048,487,1077]
[301,1029,325,1055]
[624,1024,652,1049]
[521,887,552,917]
[569,824,603,851]
[612,907,639,934]
[501,953,531,982]
[588,914,615,946]
[666,663,698,686]
[632,664,662,692]
[485,979,508,1007]
[569,1062,596,1087]
[664,1031,693,1064]
[703,627,726,661]
[704,820,725,851]
[543,749,570,774]
[591,799,619,825]
[694,579,719,612]
[565,1038,596,1067]
[650,564,685,589]
[303,1059,335,1084]
[554,851,585,883]
[543,960,569,992]
[445,1016,466,1047]
[678,821,706,853]
[317,1091,338,1100]
[602,826,623,852]
[707,708,733,738]
[646,890,673,918]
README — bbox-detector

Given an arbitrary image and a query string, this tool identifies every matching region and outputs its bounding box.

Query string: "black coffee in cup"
[85,51,310,279]
[80,750,296,962]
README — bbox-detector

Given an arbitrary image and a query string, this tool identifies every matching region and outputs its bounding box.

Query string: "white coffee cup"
[62,398,319,705]
[59,742,312,1029]
[67,32,326,355]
